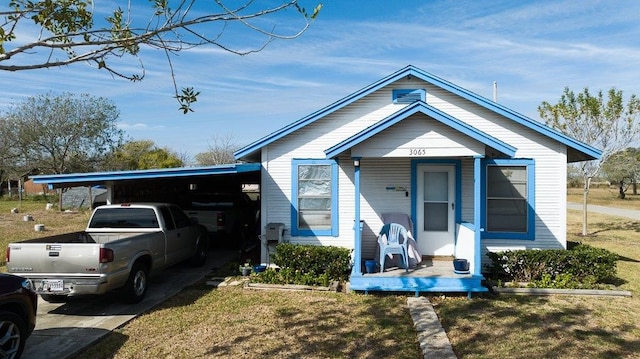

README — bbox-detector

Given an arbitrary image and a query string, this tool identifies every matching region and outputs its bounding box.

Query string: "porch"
[349,257,488,297]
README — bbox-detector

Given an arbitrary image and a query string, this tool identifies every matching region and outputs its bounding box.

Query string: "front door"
[416,164,455,256]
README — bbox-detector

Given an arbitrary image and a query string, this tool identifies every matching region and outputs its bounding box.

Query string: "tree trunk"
[619,180,626,199]
[582,176,590,236]
[634,180,638,195]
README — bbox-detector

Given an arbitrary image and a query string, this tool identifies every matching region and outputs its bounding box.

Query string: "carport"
[31,163,261,256]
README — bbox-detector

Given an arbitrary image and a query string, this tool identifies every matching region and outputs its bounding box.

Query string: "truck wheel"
[40,294,68,303]
[190,237,208,267]
[124,262,149,304]
[0,310,27,359]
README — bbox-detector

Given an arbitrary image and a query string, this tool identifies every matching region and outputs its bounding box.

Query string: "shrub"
[253,243,351,286]
[486,243,618,288]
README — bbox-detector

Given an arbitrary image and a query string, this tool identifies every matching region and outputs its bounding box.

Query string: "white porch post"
[353,157,362,275]
[473,156,483,275]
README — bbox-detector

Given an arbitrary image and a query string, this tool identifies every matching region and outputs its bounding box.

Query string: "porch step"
[349,274,488,295]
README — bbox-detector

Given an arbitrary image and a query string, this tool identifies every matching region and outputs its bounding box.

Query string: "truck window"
[160,207,175,230]
[89,208,159,228]
[169,206,190,229]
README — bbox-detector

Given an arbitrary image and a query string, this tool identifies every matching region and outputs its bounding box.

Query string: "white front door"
[416,164,455,256]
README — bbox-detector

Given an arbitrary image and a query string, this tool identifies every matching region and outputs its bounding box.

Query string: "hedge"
[486,243,618,288]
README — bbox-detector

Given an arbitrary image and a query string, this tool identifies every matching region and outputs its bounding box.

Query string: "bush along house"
[235,65,601,297]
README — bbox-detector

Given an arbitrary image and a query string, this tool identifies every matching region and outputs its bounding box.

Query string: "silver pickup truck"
[6,203,208,303]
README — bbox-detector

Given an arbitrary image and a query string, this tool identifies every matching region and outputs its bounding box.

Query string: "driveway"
[23,250,236,359]
[567,202,640,221]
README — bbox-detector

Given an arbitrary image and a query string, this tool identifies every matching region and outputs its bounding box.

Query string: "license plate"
[43,280,64,292]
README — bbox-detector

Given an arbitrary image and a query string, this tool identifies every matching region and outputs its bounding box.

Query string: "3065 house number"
[409,148,426,156]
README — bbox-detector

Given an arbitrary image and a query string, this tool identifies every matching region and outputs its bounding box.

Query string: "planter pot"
[241,267,252,276]
[453,258,470,273]
[364,259,378,274]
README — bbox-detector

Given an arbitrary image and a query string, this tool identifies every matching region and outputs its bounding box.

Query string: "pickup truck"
[6,203,209,304]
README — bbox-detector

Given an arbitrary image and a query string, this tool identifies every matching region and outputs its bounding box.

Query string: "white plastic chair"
[379,223,409,272]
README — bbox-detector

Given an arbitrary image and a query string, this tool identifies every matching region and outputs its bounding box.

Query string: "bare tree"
[539,87,640,235]
[0,1,322,113]
[194,133,237,165]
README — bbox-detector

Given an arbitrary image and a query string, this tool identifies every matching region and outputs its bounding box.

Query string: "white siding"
[259,77,572,265]
[353,114,484,158]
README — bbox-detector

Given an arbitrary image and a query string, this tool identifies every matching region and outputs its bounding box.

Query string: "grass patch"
[568,187,640,209]
[75,287,422,358]
[432,207,640,358]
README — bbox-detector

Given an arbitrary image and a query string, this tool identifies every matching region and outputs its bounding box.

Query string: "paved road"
[23,249,236,359]
[567,202,640,221]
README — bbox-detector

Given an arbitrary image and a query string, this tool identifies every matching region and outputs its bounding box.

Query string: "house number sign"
[408,148,427,156]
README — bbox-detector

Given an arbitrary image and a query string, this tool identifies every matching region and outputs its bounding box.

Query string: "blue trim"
[473,156,483,274]
[480,158,536,240]
[349,274,488,294]
[410,159,462,236]
[31,163,261,186]
[290,159,339,237]
[353,157,362,275]
[235,65,601,162]
[325,101,516,159]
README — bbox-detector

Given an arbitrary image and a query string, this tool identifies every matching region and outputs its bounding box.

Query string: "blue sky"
[2,0,640,161]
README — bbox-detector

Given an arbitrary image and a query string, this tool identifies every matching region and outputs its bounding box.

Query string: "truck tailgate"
[7,242,103,275]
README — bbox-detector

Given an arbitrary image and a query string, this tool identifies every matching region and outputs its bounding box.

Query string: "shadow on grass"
[591,220,640,234]
[435,295,640,358]
[203,291,421,358]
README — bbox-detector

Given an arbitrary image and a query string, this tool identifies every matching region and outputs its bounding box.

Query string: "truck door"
[161,206,198,265]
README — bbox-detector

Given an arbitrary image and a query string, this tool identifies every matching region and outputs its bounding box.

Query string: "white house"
[235,65,601,296]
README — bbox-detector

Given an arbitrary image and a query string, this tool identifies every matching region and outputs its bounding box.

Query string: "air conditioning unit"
[265,223,285,243]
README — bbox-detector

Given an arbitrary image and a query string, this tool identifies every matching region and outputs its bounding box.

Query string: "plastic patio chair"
[379,223,409,272]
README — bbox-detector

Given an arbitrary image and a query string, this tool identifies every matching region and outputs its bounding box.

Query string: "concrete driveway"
[23,250,236,359]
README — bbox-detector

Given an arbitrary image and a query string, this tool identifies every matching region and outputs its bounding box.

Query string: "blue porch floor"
[349,258,488,297]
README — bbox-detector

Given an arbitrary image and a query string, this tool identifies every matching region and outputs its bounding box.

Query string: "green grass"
[76,286,422,358]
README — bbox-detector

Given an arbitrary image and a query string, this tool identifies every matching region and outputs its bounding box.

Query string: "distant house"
[234,65,601,295]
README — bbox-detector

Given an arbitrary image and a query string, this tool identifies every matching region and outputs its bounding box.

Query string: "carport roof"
[31,163,261,188]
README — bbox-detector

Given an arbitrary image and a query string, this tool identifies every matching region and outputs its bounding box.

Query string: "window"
[482,159,535,240]
[88,208,159,228]
[392,89,426,104]
[291,159,338,236]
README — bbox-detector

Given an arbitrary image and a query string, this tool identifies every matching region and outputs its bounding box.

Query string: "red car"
[0,273,37,358]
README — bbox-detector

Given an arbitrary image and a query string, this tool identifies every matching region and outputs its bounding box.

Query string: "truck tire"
[0,310,27,359]
[40,294,68,303]
[190,236,208,267]
[124,262,149,304]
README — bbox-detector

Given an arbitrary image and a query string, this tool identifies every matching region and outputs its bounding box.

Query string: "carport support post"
[353,157,362,275]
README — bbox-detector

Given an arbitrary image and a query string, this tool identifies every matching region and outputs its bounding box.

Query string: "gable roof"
[325,101,517,159]
[234,65,601,163]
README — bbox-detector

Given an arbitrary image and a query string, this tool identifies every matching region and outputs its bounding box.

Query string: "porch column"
[473,156,483,275]
[353,157,362,275]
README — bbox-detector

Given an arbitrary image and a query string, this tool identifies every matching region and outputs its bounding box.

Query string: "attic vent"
[393,89,425,104]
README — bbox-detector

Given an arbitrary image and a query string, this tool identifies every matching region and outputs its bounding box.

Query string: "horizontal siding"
[260,77,571,268]
[353,114,484,158]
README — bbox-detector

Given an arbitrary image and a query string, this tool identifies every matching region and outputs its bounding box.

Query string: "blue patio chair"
[379,223,409,272]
